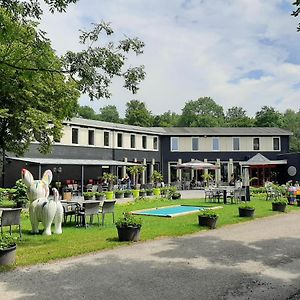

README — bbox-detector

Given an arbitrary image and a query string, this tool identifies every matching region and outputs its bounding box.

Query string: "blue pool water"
[132,205,207,217]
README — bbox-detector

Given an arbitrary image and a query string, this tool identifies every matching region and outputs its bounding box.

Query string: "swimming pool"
[131,205,222,218]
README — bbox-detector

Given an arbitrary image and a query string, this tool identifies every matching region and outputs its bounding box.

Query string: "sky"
[40,0,300,117]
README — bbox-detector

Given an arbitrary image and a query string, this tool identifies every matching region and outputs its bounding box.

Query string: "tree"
[98,105,121,123]
[255,106,283,127]
[282,109,300,152]
[77,106,97,120]
[0,2,145,186]
[152,111,180,127]
[124,100,153,127]
[292,0,300,31]
[179,97,225,127]
[225,106,254,127]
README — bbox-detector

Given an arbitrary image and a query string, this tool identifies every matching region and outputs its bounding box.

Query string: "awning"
[8,157,143,166]
[239,153,287,166]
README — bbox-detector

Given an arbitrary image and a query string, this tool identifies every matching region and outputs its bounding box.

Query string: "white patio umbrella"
[175,160,219,170]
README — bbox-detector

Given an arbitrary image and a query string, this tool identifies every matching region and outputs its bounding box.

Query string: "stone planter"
[95,195,106,201]
[146,191,153,196]
[198,216,218,229]
[124,192,132,198]
[0,244,16,266]
[117,226,141,242]
[272,202,287,212]
[238,207,255,217]
[139,191,147,197]
[115,193,124,199]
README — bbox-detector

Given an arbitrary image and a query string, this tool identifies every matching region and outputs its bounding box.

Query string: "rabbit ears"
[21,169,53,187]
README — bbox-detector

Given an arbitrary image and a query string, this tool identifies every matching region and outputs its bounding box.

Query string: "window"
[88,130,94,145]
[72,128,78,144]
[153,137,158,150]
[104,131,109,147]
[171,137,179,151]
[130,134,136,148]
[117,133,123,147]
[142,136,147,149]
[212,137,219,151]
[233,137,240,151]
[192,137,199,151]
[273,137,280,151]
[253,138,260,150]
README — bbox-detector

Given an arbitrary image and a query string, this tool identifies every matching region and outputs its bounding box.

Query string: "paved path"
[1,212,300,300]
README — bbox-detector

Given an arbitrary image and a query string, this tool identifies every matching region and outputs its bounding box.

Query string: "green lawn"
[4,195,300,267]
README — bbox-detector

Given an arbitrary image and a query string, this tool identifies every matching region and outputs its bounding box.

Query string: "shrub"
[239,204,255,210]
[115,190,125,195]
[199,210,219,218]
[0,234,17,250]
[272,199,288,205]
[115,212,142,228]
[83,192,94,199]
[11,179,29,207]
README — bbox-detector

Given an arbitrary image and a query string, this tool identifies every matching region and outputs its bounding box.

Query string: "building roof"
[8,157,142,166]
[67,118,164,135]
[66,118,292,136]
[240,153,287,166]
[153,127,292,136]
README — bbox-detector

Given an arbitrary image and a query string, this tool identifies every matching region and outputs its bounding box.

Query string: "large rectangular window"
[153,137,158,150]
[233,137,240,151]
[72,128,78,144]
[88,130,94,145]
[117,133,123,147]
[253,138,260,150]
[130,134,136,148]
[212,137,219,151]
[192,137,199,151]
[104,131,109,147]
[273,137,280,150]
[142,136,147,149]
[171,137,179,151]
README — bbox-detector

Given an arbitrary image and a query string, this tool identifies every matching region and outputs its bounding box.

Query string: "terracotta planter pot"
[239,208,255,217]
[0,244,16,266]
[198,216,218,229]
[117,226,141,242]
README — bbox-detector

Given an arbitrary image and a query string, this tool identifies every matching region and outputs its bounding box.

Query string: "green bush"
[0,234,17,250]
[239,204,255,210]
[272,198,288,205]
[11,179,29,207]
[199,210,219,218]
[83,192,94,199]
[115,212,142,228]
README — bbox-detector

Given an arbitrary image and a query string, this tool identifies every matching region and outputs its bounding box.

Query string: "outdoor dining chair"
[0,208,22,239]
[76,201,101,228]
[99,200,116,225]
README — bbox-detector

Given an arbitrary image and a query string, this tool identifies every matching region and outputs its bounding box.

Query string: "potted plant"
[0,234,17,266]
[272,199,288,212]
[115,212,142,242]
[238,205,255,217]
[124,190,132,198]
[103,173,117,200]
[115,190,125,199]
[198,210,219,229]
[171,191,181,200]
[83,191,94,200]
[151,170,163,196]
[128,165,145,193]
[11,179,28,208]
[160,187,168,197]
[139,189,147,197]
[95,192,106,200]
[146,188,153,196]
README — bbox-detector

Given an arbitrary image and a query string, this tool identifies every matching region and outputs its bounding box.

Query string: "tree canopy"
[255,106,283,127]
[98,105,121,123]
[225,106,254,127]
[124,100,153,127]
[179,97,225,127]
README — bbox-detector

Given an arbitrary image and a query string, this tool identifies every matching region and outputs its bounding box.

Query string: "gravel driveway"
[0,211,300,300]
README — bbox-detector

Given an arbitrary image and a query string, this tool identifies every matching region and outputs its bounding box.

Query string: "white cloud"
[40,0,300,117]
